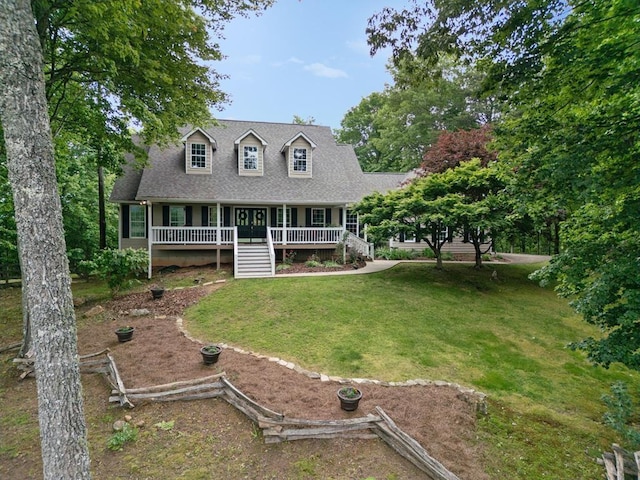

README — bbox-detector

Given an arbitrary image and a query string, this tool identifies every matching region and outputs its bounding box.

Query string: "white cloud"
[303,63,348,79]
[237,54,262,65]
[346,39,370,56]
[272,56,305,68]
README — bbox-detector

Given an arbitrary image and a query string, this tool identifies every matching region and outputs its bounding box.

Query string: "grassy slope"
[185,263,640,479]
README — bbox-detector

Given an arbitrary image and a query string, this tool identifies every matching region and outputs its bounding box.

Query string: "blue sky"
[214,0,407,130]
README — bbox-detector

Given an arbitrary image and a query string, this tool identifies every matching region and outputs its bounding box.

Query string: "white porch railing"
[266,227,276,276]
[270,227,343,244]
[152,226,235,244]
[344,231,375,259]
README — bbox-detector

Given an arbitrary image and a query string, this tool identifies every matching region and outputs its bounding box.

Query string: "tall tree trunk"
[0,1,92,478]
[98,165,106,249]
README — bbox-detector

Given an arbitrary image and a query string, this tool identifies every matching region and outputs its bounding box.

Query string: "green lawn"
[185,262,640,479]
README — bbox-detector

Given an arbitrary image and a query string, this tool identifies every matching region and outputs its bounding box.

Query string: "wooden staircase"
[235,243,273,279]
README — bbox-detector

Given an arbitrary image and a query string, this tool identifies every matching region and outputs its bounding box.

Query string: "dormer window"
[235,129,267,176]
[293,148,307,172]
[181,128,215,175]
[281,132,316,178]
[191,143,207,168]
[243,146,258,170]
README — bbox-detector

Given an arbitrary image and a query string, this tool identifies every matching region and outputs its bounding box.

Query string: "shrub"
[441,251,454,261]
[76,259,97,279]
[322,261,341,268]
[107,423,139,451]
[375,247,417,260]
[304,252,322,267]
[421,248,435,259]
[602,382,640,449]
[282,250,296,265]
[93,248,148,297]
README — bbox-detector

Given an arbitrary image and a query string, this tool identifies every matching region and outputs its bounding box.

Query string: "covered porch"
[147,225,374,279]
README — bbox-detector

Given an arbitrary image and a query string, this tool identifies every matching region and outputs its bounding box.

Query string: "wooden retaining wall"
[600,444,640,480]
[8,347,637,479]
[14,350,462,479]
[99,352,461,480]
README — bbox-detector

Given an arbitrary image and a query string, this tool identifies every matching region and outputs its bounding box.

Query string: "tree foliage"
[356,159,509,269]
[0,0,91,476]
[35,0,274,149]
[420,125,496,174]
[336,58,494,172]
[87,248,148,297]
[367,0,640,369]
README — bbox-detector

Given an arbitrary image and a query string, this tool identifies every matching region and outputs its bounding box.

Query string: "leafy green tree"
[367,1,640,370]
[435,159,510,268]
[1,0,274,356]
[334,92,387,171]
[1,1,91,476]
[356,184,456,269]
[292,115,316,125]
[336,57,494,172]
[357,159,510,269]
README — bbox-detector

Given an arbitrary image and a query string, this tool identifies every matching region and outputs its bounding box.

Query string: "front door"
[235,208,267,242]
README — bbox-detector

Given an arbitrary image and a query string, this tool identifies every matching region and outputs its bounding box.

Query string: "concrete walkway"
[275,253,552,278]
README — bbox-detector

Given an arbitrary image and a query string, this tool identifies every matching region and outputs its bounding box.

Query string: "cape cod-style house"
[110,120,406,278]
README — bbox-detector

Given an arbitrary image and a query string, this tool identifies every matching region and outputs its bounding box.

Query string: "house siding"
[238,134,264,176]
[287,138,312,178]
[185,130,212,175]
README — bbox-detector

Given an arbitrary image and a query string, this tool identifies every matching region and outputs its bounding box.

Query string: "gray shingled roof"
[110,120,405,205]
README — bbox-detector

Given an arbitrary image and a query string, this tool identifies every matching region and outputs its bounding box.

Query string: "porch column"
[216,202,221,245]
[216,202,221,269]
[343,204,348,232]
[146,201,153,279]
[282,203,287,246]
[343,204,348,262]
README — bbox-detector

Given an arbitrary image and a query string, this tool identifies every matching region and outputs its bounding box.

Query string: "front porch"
[148,226,374,279]
[151,226,345,246]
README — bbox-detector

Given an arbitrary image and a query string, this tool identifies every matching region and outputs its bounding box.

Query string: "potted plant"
[337,386,362,411]
[115,326,134,343]
[150,284,165,299]
[200,344,222,365]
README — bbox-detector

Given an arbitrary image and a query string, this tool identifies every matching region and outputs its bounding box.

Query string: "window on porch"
[130,205,146,238]
[311,208,325,227]
[346,210,358,235]
[170,206,186,226]
[208,206,218,227]
[277,208,292,227]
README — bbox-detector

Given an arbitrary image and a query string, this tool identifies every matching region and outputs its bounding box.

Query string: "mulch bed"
[75,281,489,480]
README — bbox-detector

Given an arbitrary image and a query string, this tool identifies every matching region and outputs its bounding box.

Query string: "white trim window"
[243,145,258,170]
[208,206,218,227]
[346,209,358,235]
[130,205,146,238]
[277,208,291,227]
[191,143,206,168]
[311,208,325,227]
[170,206,186,226]
[293,148,307,172]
